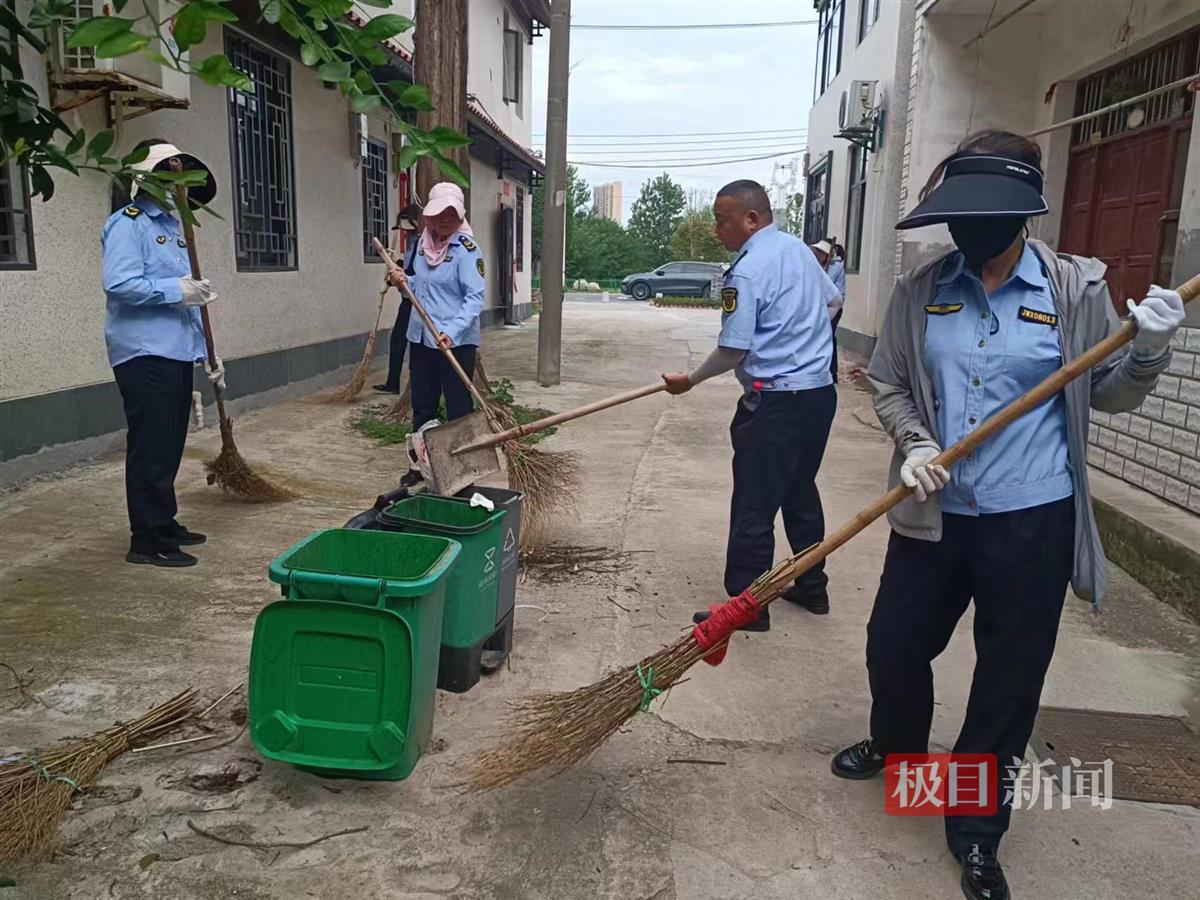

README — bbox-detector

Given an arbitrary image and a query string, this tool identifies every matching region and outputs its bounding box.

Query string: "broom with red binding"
[469,271,1200,791]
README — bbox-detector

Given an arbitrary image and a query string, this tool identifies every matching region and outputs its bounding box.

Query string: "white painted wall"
[468,0,532,145]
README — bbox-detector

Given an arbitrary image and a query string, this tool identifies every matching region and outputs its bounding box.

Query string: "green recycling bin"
[250,528,460,780]
[379,495,507,692]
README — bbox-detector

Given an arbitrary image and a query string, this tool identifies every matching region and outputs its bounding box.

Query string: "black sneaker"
[373,383,399,394]
[831,738,886,779]
[958,845,1009,900]
[399,468,423,488]
[782,585,829,615]
[691,609,770,632]
[172,524,207,546]
[126,549,198,568]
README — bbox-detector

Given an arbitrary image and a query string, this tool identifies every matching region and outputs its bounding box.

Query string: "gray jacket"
[867,239,1170,605]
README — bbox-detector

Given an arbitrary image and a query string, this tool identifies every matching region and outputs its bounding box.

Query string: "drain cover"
[1030,707,1200,807]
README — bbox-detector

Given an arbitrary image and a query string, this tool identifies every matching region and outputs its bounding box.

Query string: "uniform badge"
[1018,306,1057,327]
[123,206,141,218]
[720,287,738,313]
[460,236,477,252]
[156,235,168,244]
[476,258,485,277]
[924,303,964,316]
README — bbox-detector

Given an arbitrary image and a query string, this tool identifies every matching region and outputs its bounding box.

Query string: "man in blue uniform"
[103,140,220,567]
[663,180,841,630]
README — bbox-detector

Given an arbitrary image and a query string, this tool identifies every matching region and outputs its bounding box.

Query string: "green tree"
[532,163,589,277]
[2,0,465,211]
[628,172,685,271]
[784,192,805,236]
[670,209,728,263]
[566,216,640,281]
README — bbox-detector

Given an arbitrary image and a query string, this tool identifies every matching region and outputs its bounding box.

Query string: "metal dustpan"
[422,410,503,495]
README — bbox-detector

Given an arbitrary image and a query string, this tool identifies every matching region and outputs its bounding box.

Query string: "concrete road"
[1,302,1197,899]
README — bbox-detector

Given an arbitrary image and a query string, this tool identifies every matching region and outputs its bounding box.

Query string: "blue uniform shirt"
[718,224,839,391]
[924,243,1073,515]
[827,257,846,298]
[406,233,486,348]
[102,200,205,368]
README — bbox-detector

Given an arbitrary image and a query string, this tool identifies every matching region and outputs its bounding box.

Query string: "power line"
[562,142,810,158]
[534,133,807,148]
[534,127,808,138]
[570,20,817,30]
[570,148,804,169]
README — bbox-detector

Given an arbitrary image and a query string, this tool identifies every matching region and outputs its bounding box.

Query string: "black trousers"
[865,496,1074,854]
[724,385,837,606]
[113,355,194,553]
[409,341,477,431]
[383,299,413,391]
[829,309,843,382]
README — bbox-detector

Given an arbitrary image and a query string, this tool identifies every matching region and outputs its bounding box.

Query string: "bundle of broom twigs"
[328,281,392,403]
[0,689,197,861]
[468,272,1200,791]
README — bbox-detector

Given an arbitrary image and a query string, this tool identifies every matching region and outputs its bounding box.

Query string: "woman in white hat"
[829,129,1185,900]
[386,182,486,487]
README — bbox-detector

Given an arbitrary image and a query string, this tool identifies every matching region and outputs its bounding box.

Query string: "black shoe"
[958,845,1009,900]
[399,468,423,488]
[831,738,886,779]
[373,383,399,394]
[172,524,207,546]
[480,650,507,674]
[691,609,770,632]
[126,549,198,568]
[782,586,830,615]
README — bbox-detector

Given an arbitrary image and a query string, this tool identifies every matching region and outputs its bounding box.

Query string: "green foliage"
[352,409,412,445]
[669,209,728,263]
[652,295,721,309]
[566,215,641,281]
[2,0,469,209]
[627,173,686,272]
[489,378,557,443]
[785,191,804,236]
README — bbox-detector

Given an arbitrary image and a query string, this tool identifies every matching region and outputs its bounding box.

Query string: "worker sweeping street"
[831,129,1185,900]
[812,239,846,380]
[102,139,220,568]
[373,202,424,395]
[662,179,842,630]
[386,182,485,489]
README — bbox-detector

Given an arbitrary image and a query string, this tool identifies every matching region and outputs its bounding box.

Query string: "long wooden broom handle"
[371,237,492,413]
[763,272,1200,592]
[169,170,229,432]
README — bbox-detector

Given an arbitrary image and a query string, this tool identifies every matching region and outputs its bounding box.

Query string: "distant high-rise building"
[593,181,623,223]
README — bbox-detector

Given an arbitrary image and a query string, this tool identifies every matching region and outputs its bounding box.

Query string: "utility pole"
[414,0,469,204]
[537,0,570,386]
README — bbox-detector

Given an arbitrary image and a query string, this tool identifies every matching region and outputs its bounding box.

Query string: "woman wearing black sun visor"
[828,130,1185,900]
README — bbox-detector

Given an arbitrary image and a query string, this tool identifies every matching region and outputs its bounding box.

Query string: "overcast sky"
[531,0,819,225]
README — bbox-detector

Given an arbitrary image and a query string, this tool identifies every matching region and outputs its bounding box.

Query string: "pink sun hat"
[423,182,466,218]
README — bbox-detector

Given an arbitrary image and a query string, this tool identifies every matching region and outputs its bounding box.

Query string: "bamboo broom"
[170,173,295,502]
[329,231,403,403]
[0,690,198,861]
[469,272,1200,791]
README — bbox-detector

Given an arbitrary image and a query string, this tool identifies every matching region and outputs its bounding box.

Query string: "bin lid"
[379,494,506,536]
[250,599,417,771]
[267,529,460,596]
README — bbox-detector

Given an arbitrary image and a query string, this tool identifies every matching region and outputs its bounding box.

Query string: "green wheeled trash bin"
[249,528,460,780]
[454,485,523,673]
[379,495,507,693]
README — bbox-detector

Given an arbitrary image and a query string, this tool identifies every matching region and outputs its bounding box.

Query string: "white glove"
[1127,286,1184,360]
[205,357,226,391]
[180,277,217,307]
[900,446,951,502]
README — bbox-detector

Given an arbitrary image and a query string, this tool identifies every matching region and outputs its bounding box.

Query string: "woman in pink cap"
[387,182,487,487]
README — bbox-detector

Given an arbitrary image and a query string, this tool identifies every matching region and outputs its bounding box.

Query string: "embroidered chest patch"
[720,287,738,313]
[924,302,964,316]
[1018,306,1058,327]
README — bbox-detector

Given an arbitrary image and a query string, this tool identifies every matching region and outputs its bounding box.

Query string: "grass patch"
[352,408,412,445]
[491,378,557,443]
[652,295,720,309]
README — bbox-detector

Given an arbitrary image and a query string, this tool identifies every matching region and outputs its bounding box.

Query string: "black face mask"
[948,217,1026,266]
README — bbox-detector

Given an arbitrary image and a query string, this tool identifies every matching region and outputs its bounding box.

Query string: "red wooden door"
[1058,127,1175,311]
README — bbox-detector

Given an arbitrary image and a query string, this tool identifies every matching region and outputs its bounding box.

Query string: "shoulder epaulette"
[123,206,142,219]
[459,235,477,252]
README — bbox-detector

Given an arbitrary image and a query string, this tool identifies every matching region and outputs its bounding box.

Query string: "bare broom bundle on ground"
[0,690,198,861]
[329,283,390,403]
[204,419,297,503]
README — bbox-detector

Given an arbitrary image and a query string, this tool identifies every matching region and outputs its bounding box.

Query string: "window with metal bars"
[0,159,35,270]
[361,138,389,262]
[804,154,831,245]
[515,186,525,272]
[60,0,98,68]
[225,30,297,271]
[1071,28,1198,146]
[813,0,844,100]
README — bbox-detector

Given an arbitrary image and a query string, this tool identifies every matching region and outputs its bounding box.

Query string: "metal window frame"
[503,27,522,105]
[361,137,389,263]
[804,152,832,245]
[0,159,36,271]
[224,27,298,272]
[857,0,880,45]
[815,0,845,97]
[515,185,525,272]
[845,144,868,273]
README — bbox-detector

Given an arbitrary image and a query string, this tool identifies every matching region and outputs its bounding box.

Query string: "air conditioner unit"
[51,1,190,110]
[839,80,877,130]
